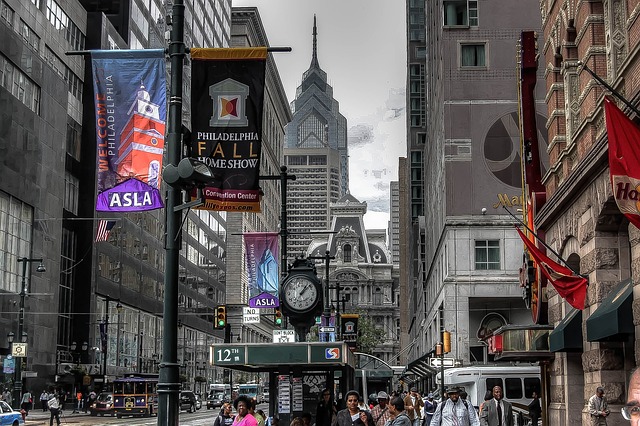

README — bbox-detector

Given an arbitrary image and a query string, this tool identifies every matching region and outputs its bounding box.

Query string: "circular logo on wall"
[483,111,548,188]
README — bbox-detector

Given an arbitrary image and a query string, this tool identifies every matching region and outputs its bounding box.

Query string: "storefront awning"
[405,351,437,379]
[586,278,633,341]
[549,308,582,352]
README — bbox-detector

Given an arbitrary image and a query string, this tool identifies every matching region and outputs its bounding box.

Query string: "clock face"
[283,275,319,312]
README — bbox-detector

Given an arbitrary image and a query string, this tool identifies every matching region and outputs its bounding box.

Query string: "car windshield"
[97,393,112,402]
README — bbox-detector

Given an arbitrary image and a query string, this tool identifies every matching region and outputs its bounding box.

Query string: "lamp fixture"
[116,301,123,313]
[70,341,77,351]
[82,341,88,351]
[20,331,27,343]
[6,332,14,344]
[36,262,46,273]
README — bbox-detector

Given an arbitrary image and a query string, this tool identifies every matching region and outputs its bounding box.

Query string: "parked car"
[207,392,225,410]
[195,394,202,410]
[89,392,115,417]
[0,400,24,425]
[179,390,197,413]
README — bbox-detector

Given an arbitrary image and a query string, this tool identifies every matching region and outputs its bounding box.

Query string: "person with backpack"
[430,387,479,426]
[214,402,235,426]
[422,394,437,426]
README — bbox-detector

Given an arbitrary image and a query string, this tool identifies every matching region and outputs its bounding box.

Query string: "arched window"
[343,244,352,262]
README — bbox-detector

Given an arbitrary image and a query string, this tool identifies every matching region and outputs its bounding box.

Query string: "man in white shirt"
[47,392,61,426]
[430,387,479,426]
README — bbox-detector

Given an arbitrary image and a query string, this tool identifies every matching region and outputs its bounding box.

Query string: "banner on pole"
[244,232,279,308]
[91,49,166,212]
[190,48,268,212]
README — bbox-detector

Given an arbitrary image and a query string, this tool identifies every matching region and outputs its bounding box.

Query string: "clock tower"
[280,258,323,340]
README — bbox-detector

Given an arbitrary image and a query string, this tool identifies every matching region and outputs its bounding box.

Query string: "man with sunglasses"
[624,368,640,424]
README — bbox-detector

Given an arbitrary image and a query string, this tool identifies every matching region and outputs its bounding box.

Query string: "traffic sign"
[211,345,246,365]
[429,357,455,367]
[318,326,336,333]
[243,307,260,324]
[12,343,27,358]
[273,329,296,343]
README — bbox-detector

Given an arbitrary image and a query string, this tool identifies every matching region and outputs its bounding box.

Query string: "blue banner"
[91,49,167,212]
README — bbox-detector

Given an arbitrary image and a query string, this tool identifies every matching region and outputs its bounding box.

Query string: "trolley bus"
[112,374,159,418]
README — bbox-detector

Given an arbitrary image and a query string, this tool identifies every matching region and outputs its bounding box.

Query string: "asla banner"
[91,49,166,212]
[244,232,279,308]
[190,48,267,212]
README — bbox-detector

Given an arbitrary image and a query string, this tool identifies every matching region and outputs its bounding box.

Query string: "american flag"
[95,220,116,242]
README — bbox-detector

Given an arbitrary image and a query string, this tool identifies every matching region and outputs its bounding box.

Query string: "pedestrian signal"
[274,308,283,326]
[215,305,227,329]
[443,330,451,353]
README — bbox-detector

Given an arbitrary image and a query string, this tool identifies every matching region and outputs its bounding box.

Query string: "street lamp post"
[12,257,45,409]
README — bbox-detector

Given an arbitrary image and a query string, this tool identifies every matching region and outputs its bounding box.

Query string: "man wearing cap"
[404,388,424,426]
[371,392,391,426]
[479,386,512,426]
[430,387,479,426]
[423,394,437,426]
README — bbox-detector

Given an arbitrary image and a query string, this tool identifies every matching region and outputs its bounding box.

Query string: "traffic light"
[443,330,451,353]
[215,305,227,329]
[274,308,283,326]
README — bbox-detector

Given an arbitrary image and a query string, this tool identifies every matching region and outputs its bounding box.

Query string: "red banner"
[516,227,587,310]
[604,97,640,229]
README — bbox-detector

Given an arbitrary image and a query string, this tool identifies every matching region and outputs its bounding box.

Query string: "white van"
[435,365,541,408]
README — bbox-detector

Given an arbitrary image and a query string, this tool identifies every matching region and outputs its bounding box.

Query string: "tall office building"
[403,0,546,390]
[284,17,348,261]
[224,6,292,344]
[0,0,234,393]
[389,181,400,266]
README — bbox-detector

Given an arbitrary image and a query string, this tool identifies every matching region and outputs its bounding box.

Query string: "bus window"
[485,378,503,394]
[524,378,541,398]
[505,378,523,399]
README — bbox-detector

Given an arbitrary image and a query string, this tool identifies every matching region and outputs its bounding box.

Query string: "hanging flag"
[516,227,587,310]
[244,232,279,308]
[190,48,268,212]
[95,220,116,242]
[91,49,166,212]
[604,97,640,229]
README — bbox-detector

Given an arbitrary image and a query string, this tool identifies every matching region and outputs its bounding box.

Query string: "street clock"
[280,258,323,331]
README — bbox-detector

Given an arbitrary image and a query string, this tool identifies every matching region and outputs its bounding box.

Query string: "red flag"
[604,97,640,229]
[516,227,587,310]
[95,220,116,242]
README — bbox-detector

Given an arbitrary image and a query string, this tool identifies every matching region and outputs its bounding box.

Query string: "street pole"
[158,0,185,424]
[13,257,43,409]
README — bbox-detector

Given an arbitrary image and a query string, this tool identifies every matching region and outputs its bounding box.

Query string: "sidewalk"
[23,409,91,425]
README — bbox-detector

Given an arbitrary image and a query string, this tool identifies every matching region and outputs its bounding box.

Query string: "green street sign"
[211,345,246,365]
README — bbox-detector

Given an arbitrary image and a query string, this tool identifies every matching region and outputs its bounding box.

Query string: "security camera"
[481,207,487,215]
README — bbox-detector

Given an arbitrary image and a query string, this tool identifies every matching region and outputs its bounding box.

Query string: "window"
[66,120,81,161]
[0,191,34,293]
[524,378,541,399]
[1,0,14,27]
[0,53,41,113]
[505,378,523,399]
[64,171,79,214]
[45,0,85,50]
[475,240,500,270]
[343,244,352,262]
[444,0,478,27]
[461,44,486,67]
[20,20,40,52]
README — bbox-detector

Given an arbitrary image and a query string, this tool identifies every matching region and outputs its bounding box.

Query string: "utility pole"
[157,0,185,424]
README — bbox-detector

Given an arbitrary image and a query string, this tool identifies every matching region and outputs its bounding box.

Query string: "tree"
[356,310,386,354]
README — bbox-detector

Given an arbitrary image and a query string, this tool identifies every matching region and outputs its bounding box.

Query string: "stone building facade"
[537,0,640,424]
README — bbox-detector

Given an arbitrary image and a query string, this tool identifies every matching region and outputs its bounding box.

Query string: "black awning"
[406,352,437,378]
[586,278,634,342]
[549,308,582,352]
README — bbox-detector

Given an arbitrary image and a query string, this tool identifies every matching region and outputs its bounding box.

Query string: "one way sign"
[429,357,455,368]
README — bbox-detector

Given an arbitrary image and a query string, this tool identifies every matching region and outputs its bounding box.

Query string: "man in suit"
[479,386,512,426]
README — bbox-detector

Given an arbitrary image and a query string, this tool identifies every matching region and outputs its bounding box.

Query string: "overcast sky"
[233,0,407,231]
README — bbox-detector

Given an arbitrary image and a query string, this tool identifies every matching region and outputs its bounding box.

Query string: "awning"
[405,351,437,379]
[549,308,582,352]
[586,278,634,342]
